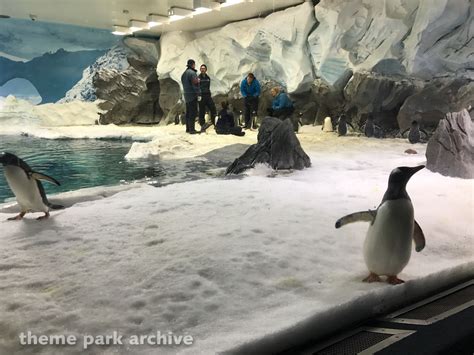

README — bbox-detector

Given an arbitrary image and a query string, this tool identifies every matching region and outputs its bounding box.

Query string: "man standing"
[181,59,200,134]
[240,73,261,129]
[198,64,217,132]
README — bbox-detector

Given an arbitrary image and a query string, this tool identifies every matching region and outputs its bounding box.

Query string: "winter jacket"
[198,73,212,96]
[216,109,235,131]
[272,92,293,110]
[181,67,200,103]
[240,77,261,98]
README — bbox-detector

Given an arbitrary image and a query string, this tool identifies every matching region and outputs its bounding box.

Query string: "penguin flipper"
[335,210,375,228]
[31,172,61,186]
[413,220,425,252]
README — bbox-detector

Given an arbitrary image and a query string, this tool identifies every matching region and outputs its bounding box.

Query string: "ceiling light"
[147,14,168,27]
[220,0,250,7]
[112,25,131,36]
[168,6,194,21]
[128,19,149,32]
[193,0,221,13]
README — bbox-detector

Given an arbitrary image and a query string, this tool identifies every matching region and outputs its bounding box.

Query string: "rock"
[158,78,184,124]
[404,149,417,155]
[398,75,473,131]
[124,37,160,65]
[426,109,474,179]
[344,71,422,129]
[226,117,311,175]
[95,57,162,124]
[60,45,130,103]
[310,79,347,125]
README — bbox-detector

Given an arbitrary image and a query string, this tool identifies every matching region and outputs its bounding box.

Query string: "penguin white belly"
[4,166,48,213]
[363,199,414,276]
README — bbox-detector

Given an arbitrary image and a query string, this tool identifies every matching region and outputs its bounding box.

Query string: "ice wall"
[157,2,316,94]
[308,0,473,86]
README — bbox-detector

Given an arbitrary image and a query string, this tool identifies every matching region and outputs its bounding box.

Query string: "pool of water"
[0,135,167,202]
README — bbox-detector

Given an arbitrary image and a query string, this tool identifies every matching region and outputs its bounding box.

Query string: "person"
[268,86,294,119]
[198,64,217,132]
[216,101,245,136]
[180,59,201,134]
[240,73,261,129]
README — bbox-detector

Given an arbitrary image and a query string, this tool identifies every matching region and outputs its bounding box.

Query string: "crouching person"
[268,86,294,119]
[216,101,245,137]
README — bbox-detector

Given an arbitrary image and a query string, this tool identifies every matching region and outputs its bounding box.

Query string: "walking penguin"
[0,152,64,220]
[335,165,426,284]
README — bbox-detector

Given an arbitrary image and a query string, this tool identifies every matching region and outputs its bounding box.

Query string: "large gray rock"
[158,78,184,124]
[398,75,473,131]
[226,117,311,174]
[344,71,422,129]
[95,57,162,124]
[426,109,474,179]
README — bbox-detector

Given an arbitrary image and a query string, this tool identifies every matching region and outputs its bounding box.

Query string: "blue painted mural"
[0,18,119,104]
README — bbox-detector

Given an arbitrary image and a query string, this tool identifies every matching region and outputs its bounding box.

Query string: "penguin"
[363,116,383,138]
[0,152,64,220]
[364,116,375,137]
[322,116,333,132]
[335,165,426,284]
[401,120,428,144]
[336,114,354,136]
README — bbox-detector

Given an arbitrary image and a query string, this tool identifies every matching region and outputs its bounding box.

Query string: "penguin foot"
[363,273,382,283]
[387,276,405,285]
[7,212,26,221]
[36,212,50,220]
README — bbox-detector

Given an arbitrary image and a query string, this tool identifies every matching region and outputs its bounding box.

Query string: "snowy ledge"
[0,126,472,354]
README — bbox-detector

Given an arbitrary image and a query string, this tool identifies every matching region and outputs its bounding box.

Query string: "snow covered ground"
[0,107,473,354]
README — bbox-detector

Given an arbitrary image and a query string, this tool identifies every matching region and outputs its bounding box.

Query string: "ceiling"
[0,0,307,36]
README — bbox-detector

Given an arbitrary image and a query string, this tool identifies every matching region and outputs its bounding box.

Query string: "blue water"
[0,135,166,202]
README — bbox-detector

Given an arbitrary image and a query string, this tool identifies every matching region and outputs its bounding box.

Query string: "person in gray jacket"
[180,59,201,134]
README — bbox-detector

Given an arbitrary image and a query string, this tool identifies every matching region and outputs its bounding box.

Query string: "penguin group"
[0,152,63,220]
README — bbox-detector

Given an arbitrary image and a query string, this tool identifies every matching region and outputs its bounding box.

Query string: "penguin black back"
[0,152,33,173]
[364,116,375,137]
[337,114,348,136]
[408,120,421,144]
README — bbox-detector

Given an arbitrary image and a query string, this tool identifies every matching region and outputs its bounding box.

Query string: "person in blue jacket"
[180,59,201,134]
[268,86,294,119]
[240,73,261,129]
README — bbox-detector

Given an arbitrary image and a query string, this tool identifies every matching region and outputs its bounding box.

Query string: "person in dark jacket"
[268,86,294,119]
[180,59,201,134]
[216,101,245,136]
[240,73,261,129]
[198,64,217,131]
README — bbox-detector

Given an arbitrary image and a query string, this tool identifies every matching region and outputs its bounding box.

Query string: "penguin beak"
[407,165,425,178]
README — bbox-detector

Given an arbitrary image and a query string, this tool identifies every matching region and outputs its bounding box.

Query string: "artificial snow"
[0,121,472,354]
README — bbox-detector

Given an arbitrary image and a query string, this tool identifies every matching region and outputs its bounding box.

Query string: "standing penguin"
[401,120,428,144]
[364,116,384,138]
[0,152,64,220]
[335,165,426,284]
[336,114,354,136]
[322,116,334,132]
[364,115,375,137]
